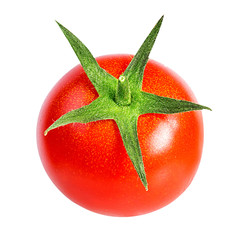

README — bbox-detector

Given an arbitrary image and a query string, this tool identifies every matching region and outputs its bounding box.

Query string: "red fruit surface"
[37,54,203,216]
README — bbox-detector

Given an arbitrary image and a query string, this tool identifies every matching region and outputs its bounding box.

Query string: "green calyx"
[45,16,211,191]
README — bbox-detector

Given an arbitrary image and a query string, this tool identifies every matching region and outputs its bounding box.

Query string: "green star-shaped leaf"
[45,16,211,190]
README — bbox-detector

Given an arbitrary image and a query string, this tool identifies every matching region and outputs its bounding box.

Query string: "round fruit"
[37,54,204,216]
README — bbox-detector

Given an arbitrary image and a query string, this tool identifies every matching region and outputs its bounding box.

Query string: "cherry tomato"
[37,54,203,216]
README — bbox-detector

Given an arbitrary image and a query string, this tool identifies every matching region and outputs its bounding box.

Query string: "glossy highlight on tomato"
[37,54,204,216]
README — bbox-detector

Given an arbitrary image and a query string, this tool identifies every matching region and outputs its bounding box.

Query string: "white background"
[1,0,236,239]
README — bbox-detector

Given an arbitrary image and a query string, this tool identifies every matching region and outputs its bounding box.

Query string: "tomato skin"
[37,54,203,216]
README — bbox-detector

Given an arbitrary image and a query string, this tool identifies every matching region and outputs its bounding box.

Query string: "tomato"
[37,54,204,216]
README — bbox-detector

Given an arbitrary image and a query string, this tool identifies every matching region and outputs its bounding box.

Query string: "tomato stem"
[115,75,131,106]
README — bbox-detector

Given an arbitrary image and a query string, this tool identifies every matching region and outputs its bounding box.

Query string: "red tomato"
[37,54,203,217]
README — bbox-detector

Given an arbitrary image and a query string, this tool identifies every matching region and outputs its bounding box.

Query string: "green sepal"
[115,115,148,190]
[122,16,164,92]
[56,21,118,98]
[139,92,212,115]
[44,97,117,136]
